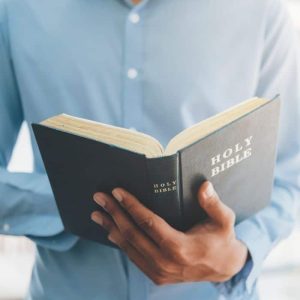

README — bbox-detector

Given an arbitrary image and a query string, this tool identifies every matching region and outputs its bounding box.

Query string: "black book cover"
[32,97,280,247]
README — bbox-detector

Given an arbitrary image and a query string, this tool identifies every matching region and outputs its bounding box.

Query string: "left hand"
[91,181,249,285]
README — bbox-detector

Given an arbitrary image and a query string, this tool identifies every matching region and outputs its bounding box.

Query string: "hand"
[91,181,249,285]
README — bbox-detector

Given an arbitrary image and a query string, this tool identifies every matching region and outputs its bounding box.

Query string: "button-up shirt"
[1,0,300,299]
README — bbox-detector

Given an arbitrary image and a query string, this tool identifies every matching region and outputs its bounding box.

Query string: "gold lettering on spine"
[153,180,177,194]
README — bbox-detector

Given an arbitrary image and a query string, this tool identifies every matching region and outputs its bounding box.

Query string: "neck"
[132,0,141,5]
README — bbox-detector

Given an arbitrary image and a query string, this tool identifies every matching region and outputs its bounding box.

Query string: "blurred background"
[1,1,300,299]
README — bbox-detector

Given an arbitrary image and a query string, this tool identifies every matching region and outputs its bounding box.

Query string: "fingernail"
[112,189,123,202]
[204,182,215,199]
[108,235,117,244]
[93,193,106,208]
[91,212,103,225]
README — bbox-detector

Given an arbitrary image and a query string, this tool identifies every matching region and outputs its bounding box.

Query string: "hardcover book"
[32,96,280,247]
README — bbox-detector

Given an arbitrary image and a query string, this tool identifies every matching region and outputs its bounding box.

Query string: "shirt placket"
[122,3,146,132]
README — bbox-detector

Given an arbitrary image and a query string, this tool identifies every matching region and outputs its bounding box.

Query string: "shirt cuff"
[213,218,271,298]
[0,169,80,251]
[234,217,271,294]
[27,231,80,252]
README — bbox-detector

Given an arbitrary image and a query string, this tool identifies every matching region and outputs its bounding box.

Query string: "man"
[0,0,299,299]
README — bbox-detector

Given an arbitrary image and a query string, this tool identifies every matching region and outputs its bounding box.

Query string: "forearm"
[215,180,300,297]
[236,181,299,283]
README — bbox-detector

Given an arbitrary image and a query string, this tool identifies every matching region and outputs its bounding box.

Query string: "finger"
[91,210,144,254]
[94,216,169,284]
[92,211,159,279]
[91,210,116,231]
[111,188,182,244]
[111,187,183,247]
[91,210,127,246]
[91,209,183,285]
[110,232,157,280]
[112,234,169,285]
[93,192,162,259]
[197,181,235,229]
[91,209,163,273]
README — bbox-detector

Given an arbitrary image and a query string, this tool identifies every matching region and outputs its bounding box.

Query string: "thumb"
[197,181,235,229]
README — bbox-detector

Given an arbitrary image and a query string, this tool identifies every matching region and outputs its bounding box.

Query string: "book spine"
[145,154,183,230]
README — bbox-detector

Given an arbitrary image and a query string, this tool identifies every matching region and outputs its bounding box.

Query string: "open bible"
[32,96,280,247]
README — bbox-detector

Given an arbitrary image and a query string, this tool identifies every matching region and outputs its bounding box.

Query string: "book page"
[41,115,164,158]
[40,97,269,159]
[164,97,268,156]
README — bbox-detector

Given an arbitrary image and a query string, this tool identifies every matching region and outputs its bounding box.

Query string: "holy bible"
[32,96,280,247]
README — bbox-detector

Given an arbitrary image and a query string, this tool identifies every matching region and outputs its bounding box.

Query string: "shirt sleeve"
[0,0,79,251]
[215,0,300,297]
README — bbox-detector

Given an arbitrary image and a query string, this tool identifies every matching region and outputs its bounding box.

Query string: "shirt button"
[127,68,138,79]
[129,13,140,24]
[3,223,10,232]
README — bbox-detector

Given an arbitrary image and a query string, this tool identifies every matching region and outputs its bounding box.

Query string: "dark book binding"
[32,96,280,247]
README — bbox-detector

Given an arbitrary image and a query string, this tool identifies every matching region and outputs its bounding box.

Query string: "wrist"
[231,239,249,276]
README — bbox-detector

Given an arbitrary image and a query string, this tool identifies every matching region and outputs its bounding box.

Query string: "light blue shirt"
[1,0,300,299]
